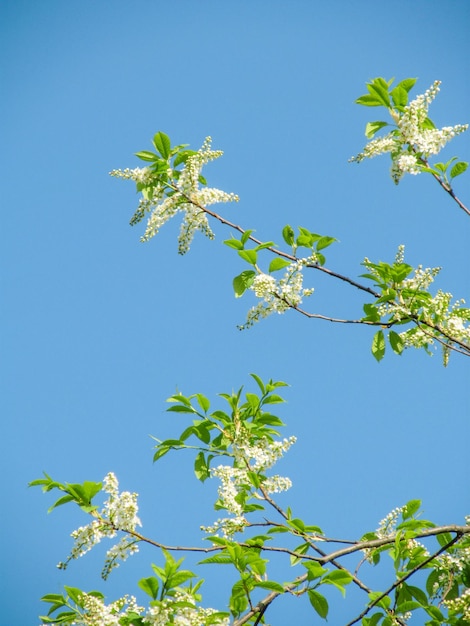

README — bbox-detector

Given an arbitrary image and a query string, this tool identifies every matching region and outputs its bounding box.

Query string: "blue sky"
[1,1,469,624]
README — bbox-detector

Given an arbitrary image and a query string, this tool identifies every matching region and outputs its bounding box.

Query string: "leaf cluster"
[130,131,200,226]
[29,473,102,514]
[225,225,336,298]
[154,374,288,483]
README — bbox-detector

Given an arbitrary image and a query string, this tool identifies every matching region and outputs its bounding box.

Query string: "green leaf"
[433,162,448,174]
[372,330,386,362]
[173,149,196,167]
[233,270,256,297]
[419,166,439,175]
[426,569,440,597]
[48,494,75,513]
[240,230,253,245]
[256,414,284,427]
[290,542,310,565]
[388,331,404,355]
[195,393,210,413]
[422,117,436,130]
[254,580,285,592]
[193,422,211,444]
[395,78,417,93]
[41,593,66,604]
[63,587,83,605]
[262,393,285,405]
[366,81,391,107]
[153,445,171,462]
[368,591,390,610]
[269,257,291,273]
[355,94,385,107]
[288,518,306,532]
[407,584,428,606]
[194,451,211,482]
[308,589,329,619]
[364,613,384,626]
[166,570,196,588]
[436,531,453,548]
[363,303,381,322]
[316,235,336,251]
[282,225,295,246]
[167,405,196,413]
[255,241,275,251]
[40,611,77,623]
[224,238,244,250]
[135,150,158,162]
[402,499,421,519]
[167,393,192,405]
[303,561,327,580]
[296,235,313,248]
[365,121,389,139]
[450,161,468,179]
[424,605,444,621]
[390,85,408,108]
[322,570,353,589]
[199,554,233,565]
[153,132,171,159]
[394,600,421,613]
[238,249,257,265]
[250,373,265,395]
[138,576,159,600]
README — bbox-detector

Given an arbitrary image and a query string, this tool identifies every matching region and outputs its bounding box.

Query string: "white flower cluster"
[57,473,142,579]
[110,166,153,184]
[211,465,247,517]
[201,515,248,538]
[364,505,429,567]
[364,247,470,363]
[201,435,295,538]
[235,435,297,472]
[143,590,229,626]
[240,261,314,330]
[65,592,228,626]
[430,545,470,611]
[75,594,143,626]
[443,588,470,622]
[350,81,468,183]
[375,506,405,539]
[103,471,141,531]
[399,290,470,364]
[435,547,470,580]
[401,264,442,292]
[363,506,404,563]
[111,138,238,253]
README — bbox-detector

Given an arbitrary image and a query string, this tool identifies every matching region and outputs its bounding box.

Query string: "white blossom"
[240,262,314,329]
[143,591,229,626]
[444,588,470,622]
[201,433,295,538]
[234,435,297,471]
[74,594,143,626]
[350,80,468,184]
[112,137,238,252]
[58,473,142,578]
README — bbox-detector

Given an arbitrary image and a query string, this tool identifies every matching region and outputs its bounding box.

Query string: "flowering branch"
[35,77,470,626]
[34,376,470,625]
[350,77,469,217]
[111,98,470,364]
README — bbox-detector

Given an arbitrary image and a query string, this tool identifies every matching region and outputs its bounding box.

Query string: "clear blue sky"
[1,1,469,624]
